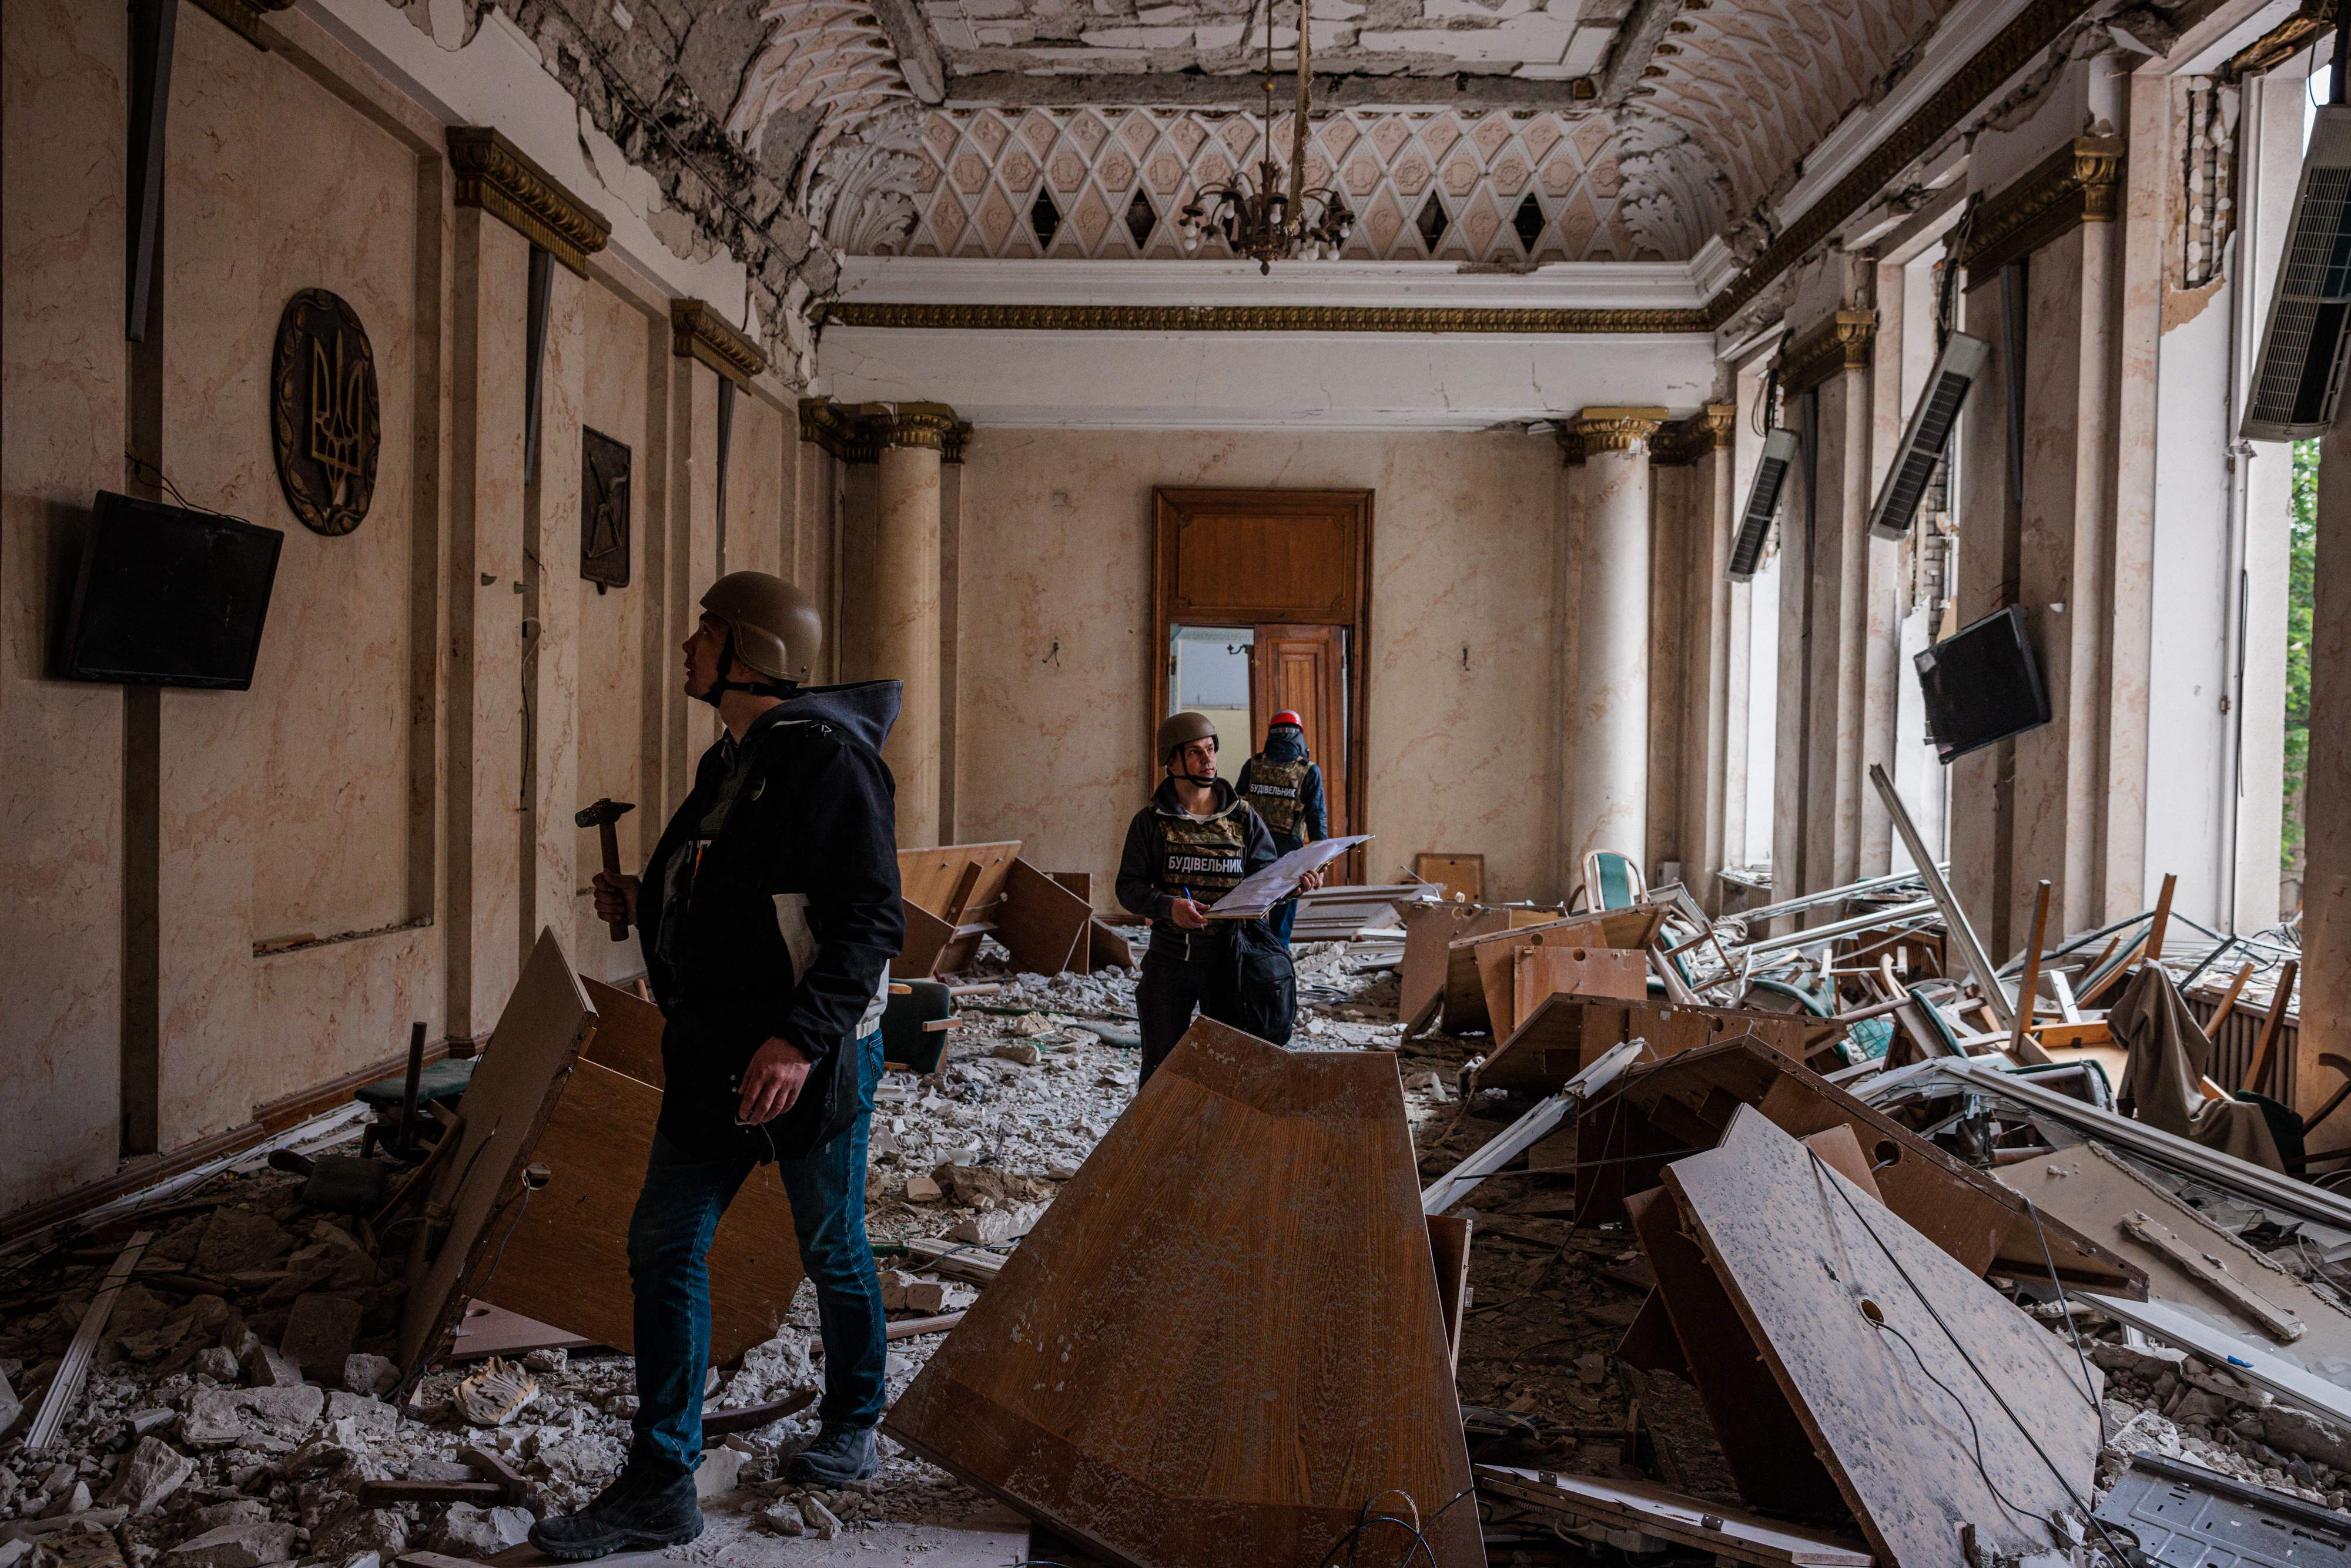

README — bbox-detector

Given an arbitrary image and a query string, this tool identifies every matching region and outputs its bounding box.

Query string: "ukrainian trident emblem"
[272,289,380,537]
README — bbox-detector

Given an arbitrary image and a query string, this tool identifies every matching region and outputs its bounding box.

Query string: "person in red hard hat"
[1235,711,1328,946]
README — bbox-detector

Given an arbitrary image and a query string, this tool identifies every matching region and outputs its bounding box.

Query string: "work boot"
[528,1463,703,1561]
[787,1423,879,1484]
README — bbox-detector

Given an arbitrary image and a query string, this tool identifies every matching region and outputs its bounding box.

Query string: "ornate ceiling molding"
[824,301,1710,333]
[186,0,293,51]
[447,127,612,277]
[671,300,770,388]
[893,106,1703,263]
[1959,136,2126,284]
[1650,402,1737,465]
[1706,0,2100,324]
[1779,308,1876,396]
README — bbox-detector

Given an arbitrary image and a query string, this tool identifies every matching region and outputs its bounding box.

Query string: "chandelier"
[1174,0,1352,272]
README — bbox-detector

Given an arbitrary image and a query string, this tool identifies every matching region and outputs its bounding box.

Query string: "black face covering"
[694,630,796,708]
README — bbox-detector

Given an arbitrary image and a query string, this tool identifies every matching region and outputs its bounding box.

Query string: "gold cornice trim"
[1960,136,2126,284]
[2222,1,2329,82]
[187,0,293,50]
[1705,0,2099,326]
[877,401,964,452]
[447,128,611,278]
[823,301,1712,335]
[1572,406,1669,456]
[1778,309,1876,397]
[1556,428,1586,467]
[671,299,768,388]
[799,398,876,463]
[797,398,970,463]
[1650,403,1737,467]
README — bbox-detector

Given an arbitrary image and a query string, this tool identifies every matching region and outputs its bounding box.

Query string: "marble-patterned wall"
[0,2,802,1217]
[575,281,657,979]
[951,427,1568,906]
[155,15,440,1142]
[2,0,131,1206]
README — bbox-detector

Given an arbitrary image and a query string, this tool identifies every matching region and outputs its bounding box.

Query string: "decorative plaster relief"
[891,105,1707,261]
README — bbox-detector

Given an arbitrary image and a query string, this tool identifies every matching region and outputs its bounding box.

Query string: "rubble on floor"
[8,856,2350,1567]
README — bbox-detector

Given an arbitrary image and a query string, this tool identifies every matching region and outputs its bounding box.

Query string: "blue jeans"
[626,1030,886,1475]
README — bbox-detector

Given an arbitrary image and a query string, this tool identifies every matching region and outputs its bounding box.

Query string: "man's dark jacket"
[637,681,905,1160]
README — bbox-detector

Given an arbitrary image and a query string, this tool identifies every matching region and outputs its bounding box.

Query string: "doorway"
[1153,488,1372,882]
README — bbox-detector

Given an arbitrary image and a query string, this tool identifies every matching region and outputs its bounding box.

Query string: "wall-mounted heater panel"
[2243,103,2351,442]
[1868,333,1988,540]
[1728,428,1799,581]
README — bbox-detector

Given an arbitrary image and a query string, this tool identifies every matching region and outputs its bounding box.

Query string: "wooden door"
[1249,624,1357,880]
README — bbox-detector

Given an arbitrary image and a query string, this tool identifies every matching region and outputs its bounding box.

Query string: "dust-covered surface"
[8,929,2349,1568]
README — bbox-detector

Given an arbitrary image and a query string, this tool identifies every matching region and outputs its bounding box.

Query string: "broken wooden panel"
[999,858,1093,976]
[894,902,960,980]
[2000,1144,2351,1369]
[885,1018,1482,1568]
[1574,1038,2141,1294]
[1401,902,1505,1034]
[1511,944,1646,1026]
[581,976,664,1087]
[1622,1187,1844,1518]
[1428,1214,1472,1371]
[398,929,598,1376]
[1662,1108,2103,1568]
[1414,852,1484,903]
[1478,994,1833,1093]
[896,842,1020,976]
[1085,919,1135,972]
[477,1057,803,1361]
[1442,906,1670,1034]
[1475,1468,1872,1568]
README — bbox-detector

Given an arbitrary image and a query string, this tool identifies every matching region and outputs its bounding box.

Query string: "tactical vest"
[1157,811,1251,900]
[1244,756,1309,837]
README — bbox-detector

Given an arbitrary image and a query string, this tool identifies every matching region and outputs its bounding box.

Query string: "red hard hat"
[1270,710,1302,727]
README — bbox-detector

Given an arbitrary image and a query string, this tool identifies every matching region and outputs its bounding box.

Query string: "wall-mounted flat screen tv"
[1914,603,2051,764]
[57,491,283,689]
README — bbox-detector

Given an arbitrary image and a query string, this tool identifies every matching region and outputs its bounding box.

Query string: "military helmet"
[1156,710,1218,763]
[701,572,822,686]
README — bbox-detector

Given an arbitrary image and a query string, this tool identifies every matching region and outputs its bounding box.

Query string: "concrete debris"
[96,1438,193,1515]
[237,1344,303,1391]
[425,1504,529,1556]
[190,1212,292,1276]
[756,1499,805,1535]
[340,1355,397,1398]
[946,1206,1037,1246]
[989,1042,1041,1066]
[903,1176,942,1202]
[308,1507,404,1563]
[803,1496,843,1540]
[160,1522,300,1568]
[279,1296,363,1383]
[692,1446,746,1500]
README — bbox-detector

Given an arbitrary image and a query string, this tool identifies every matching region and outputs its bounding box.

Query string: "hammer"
[575,797,637,941]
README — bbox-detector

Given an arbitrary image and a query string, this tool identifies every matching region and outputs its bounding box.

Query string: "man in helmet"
[1115,711,1323,1083]
[1234,709,1328,946]
[532,573,904,1561]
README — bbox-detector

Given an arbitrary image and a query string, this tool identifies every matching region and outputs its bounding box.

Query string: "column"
[2302,407,2351,1142]
[1949,136,2127,952]
[872,402,959,847]
[1778,307,1877,912]
[1676,406,1738,911]
[1568,407,1666,880]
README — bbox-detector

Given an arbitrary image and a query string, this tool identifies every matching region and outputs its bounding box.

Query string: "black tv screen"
[1914,604,2051,763]
[58,492,283,689]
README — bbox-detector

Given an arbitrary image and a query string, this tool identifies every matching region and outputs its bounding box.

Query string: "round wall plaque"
[271,288,380,537]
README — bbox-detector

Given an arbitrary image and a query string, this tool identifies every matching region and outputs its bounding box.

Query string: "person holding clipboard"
[1114,711,1324,1085]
